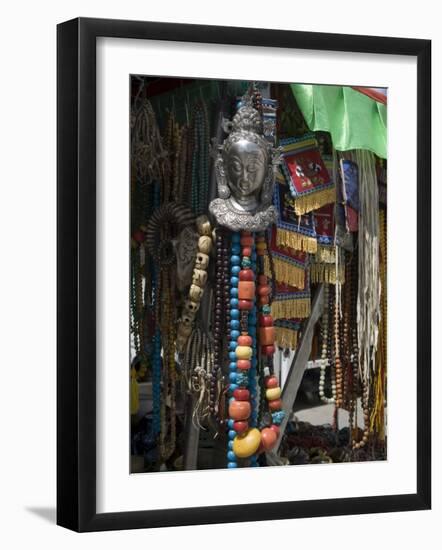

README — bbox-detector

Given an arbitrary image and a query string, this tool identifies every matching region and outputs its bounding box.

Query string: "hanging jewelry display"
[128,77,388,474]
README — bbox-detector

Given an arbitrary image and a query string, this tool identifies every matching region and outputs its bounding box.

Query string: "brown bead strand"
[183,120,194,207]
[327,285,337,403]
[350,250,370,450]
[334,285,343,409]
[220,231,231,424]
[341,252,352,411]
[345,257,358,445]
[210,230,224,414]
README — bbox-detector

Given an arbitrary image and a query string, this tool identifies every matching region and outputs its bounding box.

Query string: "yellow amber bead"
[266,387,281,401]
[236,346,253,360]
[233,428,261,458]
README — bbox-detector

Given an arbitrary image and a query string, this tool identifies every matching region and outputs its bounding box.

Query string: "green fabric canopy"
[290,84,387,159]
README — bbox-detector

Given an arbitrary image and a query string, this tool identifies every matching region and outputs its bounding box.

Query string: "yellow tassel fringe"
[264,255,306,289]
[276,227,318,254]
[310,263,345,284]
[271,298,311,319]
[293,186,336,216]
[275,327,298,350]
[314,244,336,264]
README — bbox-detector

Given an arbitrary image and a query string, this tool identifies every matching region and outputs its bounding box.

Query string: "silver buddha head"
[209,94,280,232]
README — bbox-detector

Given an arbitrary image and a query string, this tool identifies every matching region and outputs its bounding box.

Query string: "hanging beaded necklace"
[190,100,210,216]
[226,231,285,467]
[318,284,335,404]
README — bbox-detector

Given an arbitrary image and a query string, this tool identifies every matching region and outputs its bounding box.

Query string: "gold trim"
[293,186,336,215]
[310,263,345,284]
[264,255,306,289]
[271,298,311,319]
[275,327,299,350]
[314,244,336,264]
[276,227,318,253]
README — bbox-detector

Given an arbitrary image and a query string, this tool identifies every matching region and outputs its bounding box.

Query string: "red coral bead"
[262,345,275,356]
[240,236,254,246]
[237,335,252,346]
[259,295,270,306]
[268,398,282,411]
[261,427,277,451]
[258,275,268,285]
[259,315,274,327]
[239,299,253,310]
[269,424,280,436]
[239,269,254,281]
[257,285,271,296]
[242,246,252,257]
[265,375,278,388]
[233,421,249,434]
[236,359,251,370]
[233,388,250,401]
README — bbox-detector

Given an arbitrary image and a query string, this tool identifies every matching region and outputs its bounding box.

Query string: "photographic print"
[129,77,388,473]
[57,18,430,530]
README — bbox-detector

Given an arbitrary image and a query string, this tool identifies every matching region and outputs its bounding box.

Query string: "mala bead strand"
[152,327,162,437]
[211,229,225,415]
[333,283,344,409]
[353,380,370,450]
[345,257,358,445]
[319,284,334,404]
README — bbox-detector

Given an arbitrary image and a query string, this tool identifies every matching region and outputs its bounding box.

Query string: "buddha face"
[225,139,268,203]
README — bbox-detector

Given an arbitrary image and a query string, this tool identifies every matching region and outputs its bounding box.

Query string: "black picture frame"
[57,17,431,532]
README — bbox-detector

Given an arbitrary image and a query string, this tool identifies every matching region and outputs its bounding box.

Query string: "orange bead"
[237,335,252,346]
[269,424,280,436]
[229,400,251,421]
[259,295,270,305]
[240,236,254,246]
[258,285,271,296]
[238,281,255,300]
[259,326,276,346]
[268,398,282,411]
[237,359,251,370]
[261,427,277,451]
